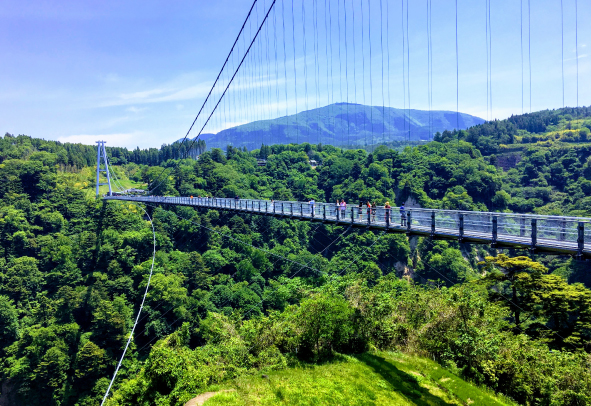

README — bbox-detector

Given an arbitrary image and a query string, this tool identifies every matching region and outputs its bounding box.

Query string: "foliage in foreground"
[108,279,591,406]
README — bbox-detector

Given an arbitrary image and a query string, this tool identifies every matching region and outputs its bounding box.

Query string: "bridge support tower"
[96,141,113,198]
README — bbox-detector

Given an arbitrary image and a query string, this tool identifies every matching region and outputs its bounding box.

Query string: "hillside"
[3,119,591,406]
[451,105,591,156]
[197,352,514,406]
[433,106,591,218]
[191,103,484,150]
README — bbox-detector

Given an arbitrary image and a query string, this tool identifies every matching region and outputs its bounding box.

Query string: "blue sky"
[1,0,589,149]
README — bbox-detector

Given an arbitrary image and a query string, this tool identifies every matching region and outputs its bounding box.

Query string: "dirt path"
[184,390,235,406]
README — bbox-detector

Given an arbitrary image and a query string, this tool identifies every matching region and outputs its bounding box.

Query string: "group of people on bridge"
[159,194,409,226]
[312,199,407,226]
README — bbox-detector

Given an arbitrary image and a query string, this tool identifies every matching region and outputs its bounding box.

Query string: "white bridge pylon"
[96,140,113,197]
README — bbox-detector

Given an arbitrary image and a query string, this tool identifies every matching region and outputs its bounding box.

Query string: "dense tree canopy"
[2,107,591,405]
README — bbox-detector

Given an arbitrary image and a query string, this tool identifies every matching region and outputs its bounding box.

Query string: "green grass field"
[199,352,515,406]
[58,165,146,199]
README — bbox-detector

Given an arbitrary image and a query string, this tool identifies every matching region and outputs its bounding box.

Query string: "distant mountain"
[185,103,484,151]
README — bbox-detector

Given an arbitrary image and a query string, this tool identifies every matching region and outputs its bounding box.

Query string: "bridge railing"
[103,195,591,255]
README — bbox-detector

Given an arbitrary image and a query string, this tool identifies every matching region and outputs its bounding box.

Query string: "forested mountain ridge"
[2,109,591,405]
[194,103,484,150]
[433,106,591,216]
[0,132,206,169]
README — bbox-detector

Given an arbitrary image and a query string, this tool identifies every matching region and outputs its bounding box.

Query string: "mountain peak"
[197,103,484,150]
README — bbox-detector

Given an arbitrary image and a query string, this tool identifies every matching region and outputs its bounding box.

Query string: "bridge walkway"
[104,195,591,258]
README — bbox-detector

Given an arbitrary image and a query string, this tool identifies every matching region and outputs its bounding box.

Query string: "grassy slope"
[57,166,146,199]
[201,352,515,406]
[95,165,145,197]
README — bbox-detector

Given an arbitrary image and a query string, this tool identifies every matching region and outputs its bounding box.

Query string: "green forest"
[1,107,591,405]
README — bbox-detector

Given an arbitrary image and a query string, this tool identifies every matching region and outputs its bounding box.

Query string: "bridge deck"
[104,195,591,258]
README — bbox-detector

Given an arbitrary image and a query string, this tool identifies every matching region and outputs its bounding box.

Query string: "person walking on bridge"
[400,204,406,226]
[384,202,391,224]
[309,199,315,217]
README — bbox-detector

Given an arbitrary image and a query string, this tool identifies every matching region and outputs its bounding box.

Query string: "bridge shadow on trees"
[356,353,456,406]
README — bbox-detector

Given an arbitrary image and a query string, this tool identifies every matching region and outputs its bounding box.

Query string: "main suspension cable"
[291,0,298,143]
[362,0,367,147]
[368,0,374,150]
[147,0,259,193]
[302,0,310,142]
[488,0,492,119]
[380,0,385,146]
[386,0,391,139]
[561,0,564,108]
[406,0,411,142]
[575,0,579,107]
[455,0,459,129]
[352,0,358,146]
[486,0,489,121]
[528,0,531,112]
[521,0,524,114]
[401,0,406,142]
[345,0,350,147]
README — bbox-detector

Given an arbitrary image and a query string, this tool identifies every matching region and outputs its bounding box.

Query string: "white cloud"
[57,132,139,148]
[119,88,169,101]
[126,106,148,113]
[104,82,212,107]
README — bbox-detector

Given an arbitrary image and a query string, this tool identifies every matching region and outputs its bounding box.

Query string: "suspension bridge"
[103,195,590,258]
[95,0,588,401]
[96,0,587,259]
